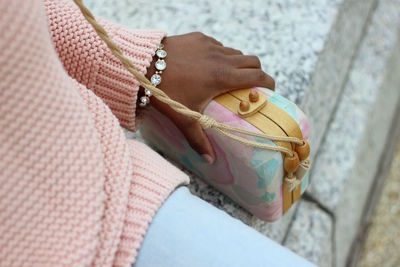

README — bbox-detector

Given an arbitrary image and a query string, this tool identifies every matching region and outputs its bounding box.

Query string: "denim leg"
[134,186,315,267]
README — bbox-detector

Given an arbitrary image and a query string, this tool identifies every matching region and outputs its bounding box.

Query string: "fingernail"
[202,154,214,164]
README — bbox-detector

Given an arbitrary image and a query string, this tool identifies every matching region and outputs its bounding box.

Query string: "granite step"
[87,0,375,158]
[285,0,400,266]
[283,199,333,267]
[88,0,376,244]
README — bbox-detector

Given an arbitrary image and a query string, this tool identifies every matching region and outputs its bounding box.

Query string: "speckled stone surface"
[87,0,338,105]
[86,0,394,265]
[87,0,370,224]
[89,0,346,242]
[308,0,400,211]
[85,0,377,159]
[283,200,333,267]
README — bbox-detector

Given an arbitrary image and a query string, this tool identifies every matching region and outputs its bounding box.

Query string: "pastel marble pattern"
[140,88,310,221]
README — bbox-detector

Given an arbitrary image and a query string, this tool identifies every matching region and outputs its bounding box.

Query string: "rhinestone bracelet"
[139,43,167,107]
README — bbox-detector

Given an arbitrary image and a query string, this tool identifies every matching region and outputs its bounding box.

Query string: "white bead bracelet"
[139,43,167,107]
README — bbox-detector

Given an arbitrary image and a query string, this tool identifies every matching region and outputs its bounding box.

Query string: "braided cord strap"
[72,0,306,158]
[73,0,310,192]
[73,0,311,193]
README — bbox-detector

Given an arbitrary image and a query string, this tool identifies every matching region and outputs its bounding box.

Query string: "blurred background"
[86,0,400,266]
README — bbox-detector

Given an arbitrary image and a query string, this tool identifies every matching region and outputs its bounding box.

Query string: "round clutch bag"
[140,87,310,222]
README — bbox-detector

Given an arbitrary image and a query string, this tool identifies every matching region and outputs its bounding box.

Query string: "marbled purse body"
[141,88,310,221]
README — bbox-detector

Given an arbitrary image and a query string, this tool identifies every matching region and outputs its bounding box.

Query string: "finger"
[222,69,275,91]
[228,55,262,69]
[181,121,216,164]
[217,46,243,55]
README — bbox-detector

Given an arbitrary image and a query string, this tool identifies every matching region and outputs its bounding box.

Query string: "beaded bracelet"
[139,43,167,107]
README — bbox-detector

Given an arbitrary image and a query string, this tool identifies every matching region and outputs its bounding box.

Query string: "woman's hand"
[145,32,275,164]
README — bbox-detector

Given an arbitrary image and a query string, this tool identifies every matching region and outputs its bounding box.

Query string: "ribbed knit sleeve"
[1,1,188,266]
[44,0,166,130]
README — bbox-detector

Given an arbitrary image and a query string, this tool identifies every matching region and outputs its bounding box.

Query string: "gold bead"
[295,141,310,161]
[239,100,250,112]
[249,91,259,102]
[284,152,300,173]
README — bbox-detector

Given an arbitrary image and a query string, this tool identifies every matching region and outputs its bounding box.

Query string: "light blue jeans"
[134,187,315,267]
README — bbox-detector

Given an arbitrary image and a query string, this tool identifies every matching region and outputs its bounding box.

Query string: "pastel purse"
[73,0,311,222]
[140,88,311,222]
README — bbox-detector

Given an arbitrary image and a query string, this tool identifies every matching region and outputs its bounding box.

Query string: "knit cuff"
[93,22,166,131]
[44,0,165,131]
[114,140,190,267]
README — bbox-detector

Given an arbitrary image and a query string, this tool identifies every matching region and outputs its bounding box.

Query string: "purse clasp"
[231,89,268,118]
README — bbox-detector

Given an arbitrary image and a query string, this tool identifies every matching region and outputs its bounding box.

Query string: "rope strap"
[73,0,306,158]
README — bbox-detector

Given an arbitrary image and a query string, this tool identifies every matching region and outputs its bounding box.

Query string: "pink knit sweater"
[0,1,189,266]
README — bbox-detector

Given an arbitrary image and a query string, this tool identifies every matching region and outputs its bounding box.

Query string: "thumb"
[181,121,216,164]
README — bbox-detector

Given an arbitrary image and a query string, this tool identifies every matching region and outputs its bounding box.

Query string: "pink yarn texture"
[0,0,189,266]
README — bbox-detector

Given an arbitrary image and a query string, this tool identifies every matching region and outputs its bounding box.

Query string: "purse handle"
[73,0,310,190]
